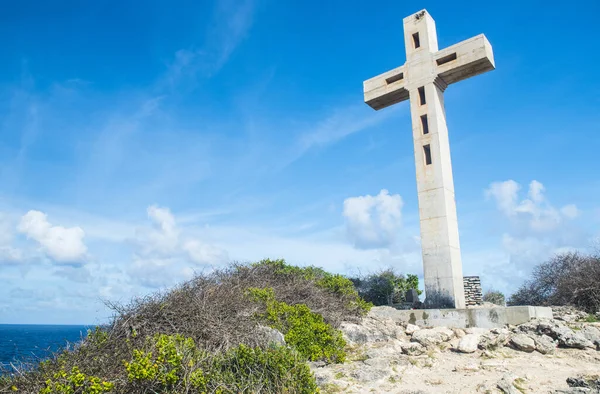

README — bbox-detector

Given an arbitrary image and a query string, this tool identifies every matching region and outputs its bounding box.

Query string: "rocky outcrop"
[315,306,600,393]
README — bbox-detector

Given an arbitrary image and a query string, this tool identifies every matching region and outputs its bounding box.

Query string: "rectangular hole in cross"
[418,86,426,105]
[423,144,432,165]
[420,115,429,134]
[412,33,421,49]
[385,73,404,84]
[436,52,457,66]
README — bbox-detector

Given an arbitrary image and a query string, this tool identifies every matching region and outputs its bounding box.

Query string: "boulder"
[401,342,426,356]
[256,325,285,346]
[411,327,454,347]
[534,334,557,355]
[581,326,600,349]
[453,328,466,339]
[405,324,420,335]
[340,323,372,344]
[479,331,510,350]
[510,334,536,352]
[457,334,480,353]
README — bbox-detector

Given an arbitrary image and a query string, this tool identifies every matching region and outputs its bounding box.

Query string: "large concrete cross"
[363,9,495,309]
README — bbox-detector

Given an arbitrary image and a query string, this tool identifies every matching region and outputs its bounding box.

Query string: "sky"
[0,0,598,324]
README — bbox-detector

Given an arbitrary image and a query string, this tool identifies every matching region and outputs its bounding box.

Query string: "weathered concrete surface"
[363,9,495,309]
[369,305,553,328]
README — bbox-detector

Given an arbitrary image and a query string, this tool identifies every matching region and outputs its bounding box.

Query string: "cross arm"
[363,65,409,110]
[434,34,495,86]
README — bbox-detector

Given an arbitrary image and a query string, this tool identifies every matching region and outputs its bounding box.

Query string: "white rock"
[405,324,420,335]
[256,325,285,346]
[510,334,536,352]
[402,342,426,356]
[534,334,557,355]
[581,325,600,348]
[457,334,480,353]
[411,327,454,347]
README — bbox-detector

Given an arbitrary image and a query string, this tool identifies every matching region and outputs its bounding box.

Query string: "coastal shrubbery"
[508,250,600,313]
[0,259,369,393]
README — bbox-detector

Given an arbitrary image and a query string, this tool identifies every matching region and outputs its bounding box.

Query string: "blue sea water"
[0,325,89,372]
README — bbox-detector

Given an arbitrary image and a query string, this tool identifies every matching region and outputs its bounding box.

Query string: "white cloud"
[129,205,229,288]
[0,213,23,264]
[343,189,404,249]
[485,180,577,232]
[183,239,229,266]
[560,204,580,219]
[17,210,87,263]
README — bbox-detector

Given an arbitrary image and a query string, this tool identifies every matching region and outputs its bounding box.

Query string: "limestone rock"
[457,334,480,353]
[453,328,466,339]
[364,342,402,359]
[537,321,595,349]
[567,376,600,390]
[402,342,426,356]
[553,306,589,323]
[350,365,390,382]
[405,324,420,335]
[340,322,372,344]
[256,325,285,346]
[453,363,480,372]
[496,375,522,394]
[363,356,391,369]
[411,327,454,347]
[479,331,510,350]
[581,326,600,349]
[534,334,557,354]
[510,334,536,352]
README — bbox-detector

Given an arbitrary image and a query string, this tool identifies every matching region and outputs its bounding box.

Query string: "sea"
[0,324,89,374]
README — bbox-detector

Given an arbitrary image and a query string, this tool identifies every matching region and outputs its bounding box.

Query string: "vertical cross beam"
[363,10,495,309]
[404,12,465,309]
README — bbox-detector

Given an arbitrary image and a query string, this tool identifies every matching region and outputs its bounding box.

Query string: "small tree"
[483,289,506,306]
[350,269,421,306]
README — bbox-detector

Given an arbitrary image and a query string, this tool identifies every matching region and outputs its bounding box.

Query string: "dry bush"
[0,259,366,392]
[508,250,600,313]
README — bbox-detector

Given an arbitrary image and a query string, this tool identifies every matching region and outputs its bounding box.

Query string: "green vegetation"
[247,287,346,363]
[584,314,600,323]
[483,289,506,306]
[350,268,421,306]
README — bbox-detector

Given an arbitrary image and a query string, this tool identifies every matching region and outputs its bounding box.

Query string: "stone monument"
[363,9,495,309]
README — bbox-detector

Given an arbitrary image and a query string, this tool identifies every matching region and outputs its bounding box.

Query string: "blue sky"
[0,0,598,324]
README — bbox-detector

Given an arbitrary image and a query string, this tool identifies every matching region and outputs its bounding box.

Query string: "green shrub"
[247,287,346,363]
[251,259,372,315]
[483,289,506,306]
[350,269,421,306]
[122,333,317,393]
[211,344,318,393]
[39,366,114,394]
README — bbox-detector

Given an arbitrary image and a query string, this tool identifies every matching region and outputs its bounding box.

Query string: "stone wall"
[463,276,483,306]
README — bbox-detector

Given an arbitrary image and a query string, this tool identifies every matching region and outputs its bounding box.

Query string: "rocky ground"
[310,306,600,393]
